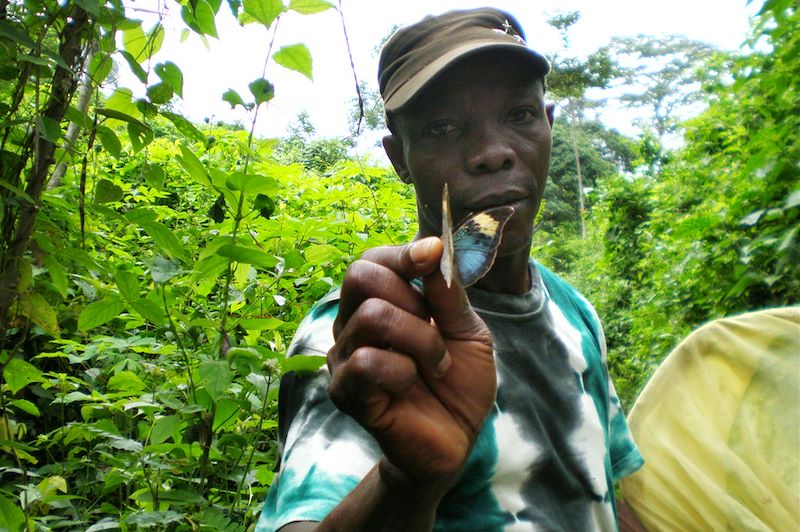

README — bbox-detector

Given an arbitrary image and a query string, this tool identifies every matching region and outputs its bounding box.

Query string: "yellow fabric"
[620,307,800,531]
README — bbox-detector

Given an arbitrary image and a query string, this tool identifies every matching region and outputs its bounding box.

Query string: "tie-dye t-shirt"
[258,261,643,531]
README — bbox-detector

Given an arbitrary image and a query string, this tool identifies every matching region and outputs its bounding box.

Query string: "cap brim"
[383,41,550,112]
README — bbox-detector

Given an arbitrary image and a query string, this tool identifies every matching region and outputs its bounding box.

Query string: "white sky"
[124,0,762,150]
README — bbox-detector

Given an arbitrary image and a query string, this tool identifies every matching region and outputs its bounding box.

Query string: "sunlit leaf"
[242,0,284,27]
[88,51,113,84]
[273,43,312,80]
[289,0,334,14]
[154,61,183,97]
[161,111,204,142]
[217,244,278,269]
[222,88,248,109]
[96,125,122,157]
[10,399,40,416]
[176,145,212,186]
[281,354,326,374]
[248,77,274,105]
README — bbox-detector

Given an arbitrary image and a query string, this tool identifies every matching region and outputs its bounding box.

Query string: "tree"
[607,34,714,141]
[545,11,621,238]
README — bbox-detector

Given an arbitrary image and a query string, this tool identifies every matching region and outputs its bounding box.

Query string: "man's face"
[384,52,554,259]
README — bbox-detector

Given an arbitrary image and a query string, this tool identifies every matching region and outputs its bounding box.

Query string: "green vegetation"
[0,0,796,529]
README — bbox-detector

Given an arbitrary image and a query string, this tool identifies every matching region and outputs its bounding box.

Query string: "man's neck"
[472,251,531,295]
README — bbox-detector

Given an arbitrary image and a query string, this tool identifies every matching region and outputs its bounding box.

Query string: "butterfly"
[440,183,515,288]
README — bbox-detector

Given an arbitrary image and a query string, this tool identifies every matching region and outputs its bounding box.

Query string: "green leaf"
[217,244,278,268]
[304,243,341,264]
[0,19,37,48]
[784,189,800,209]
[222,89,248,109]
[224,172,279,195]
[114,269,139,302]
[0,493,26,531]
[176,145,211,186]
[108,371,147,394]
[150,415,180,445]
[149,256,181,284]
[10,399,40,416]
[78,297,125,330]
[248,77,275,105]
[238,317,284,331]
[146,82,173,105]
[139,221,188,262]
[37,115,62,143]
[141,163,166,189]
[243,0,284,27]
[198,360,234,401]
[154,61,183,97]
[273,43,312,80]
[44,255,68,298]
[213,398,240,431]
[119,50,148,83]
[20,292,60,338]
[128,121,154,152]
[160,111,204,142]
[281,354,326,375]
[130,298,167,326]
[96,107,146,129]
[96,125,122,157]
[94,178,124,203]
[89,51,113,84]
[3,357,45,394]
[123,23,164,62]
[289,0,334,14]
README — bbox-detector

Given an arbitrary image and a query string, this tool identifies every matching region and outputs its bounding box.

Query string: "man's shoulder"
[286,287,341,358]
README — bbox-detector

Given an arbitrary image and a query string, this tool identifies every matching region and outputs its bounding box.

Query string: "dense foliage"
[0,0,796,530]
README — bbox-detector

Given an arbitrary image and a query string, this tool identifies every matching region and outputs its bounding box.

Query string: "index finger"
[334,238,444,338]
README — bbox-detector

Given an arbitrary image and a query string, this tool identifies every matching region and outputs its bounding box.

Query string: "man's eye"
[508,108,536,123]
[425,122,457,137]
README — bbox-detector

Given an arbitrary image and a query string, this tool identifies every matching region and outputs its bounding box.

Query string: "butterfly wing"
[440,184,456,288]
[452,206,514,287]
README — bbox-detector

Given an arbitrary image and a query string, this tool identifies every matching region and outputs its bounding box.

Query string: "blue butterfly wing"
[452,206,514,287]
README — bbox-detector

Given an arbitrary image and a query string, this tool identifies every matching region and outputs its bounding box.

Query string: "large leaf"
[242,0,284,27]
[248,77,274,105]
[20,292,60,338]
[176,145,211,186]
[289,0,334,14]
[0,493,26,531]
[139,221,189,262]
[3,357,45,394]
[154,61,183,97]
[150,415,180,445]
[216,244,278,269]
[273,43,312,80]
[78,297,125,330]
[198,360,234,401]
[161,111,204,142]
[122,23,164,62]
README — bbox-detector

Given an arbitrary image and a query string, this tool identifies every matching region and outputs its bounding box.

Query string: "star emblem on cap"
[501,19,525,43]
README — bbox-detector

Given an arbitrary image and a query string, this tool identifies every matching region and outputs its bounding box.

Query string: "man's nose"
[465,125,515,174]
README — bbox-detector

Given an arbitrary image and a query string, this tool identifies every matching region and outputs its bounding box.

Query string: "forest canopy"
[0,0,797,529]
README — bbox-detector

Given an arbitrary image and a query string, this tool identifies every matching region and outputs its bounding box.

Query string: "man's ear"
[382,134,411,184]
[546,103,555,128]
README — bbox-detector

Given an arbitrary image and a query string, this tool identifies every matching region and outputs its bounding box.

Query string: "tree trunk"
[0,6,90,339]
[569,118,586,239]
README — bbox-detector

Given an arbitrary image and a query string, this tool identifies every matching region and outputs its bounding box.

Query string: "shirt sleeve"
[256,290,381,532]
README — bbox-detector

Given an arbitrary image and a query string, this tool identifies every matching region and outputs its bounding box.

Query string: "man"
[258,8,642,531]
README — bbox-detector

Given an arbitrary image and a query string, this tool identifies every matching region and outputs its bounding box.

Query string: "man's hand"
[327,236,496,486]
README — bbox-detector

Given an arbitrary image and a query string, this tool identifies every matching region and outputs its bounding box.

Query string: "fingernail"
[410,237,435,264]
[434,350,452,378]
